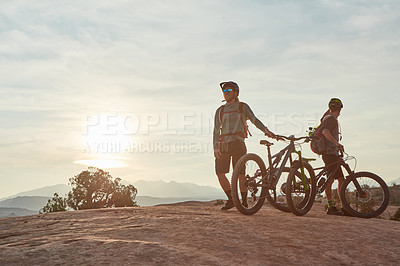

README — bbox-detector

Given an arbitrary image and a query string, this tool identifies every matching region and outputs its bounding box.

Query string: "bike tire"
[340,171,389,218]
[286,161,317,216]
[231,153,267,215]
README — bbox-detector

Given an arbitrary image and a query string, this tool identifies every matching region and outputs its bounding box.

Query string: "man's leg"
[233,141,248,206]
[325,178,342,215]
[217,173,232,197]
[325,177,334,206]
[215,144,231,200]
[323,154,340,213]
[238,174,248,207]
[215,148,234,210]
[331,156,346,212]
[217,173,234,210]
[336,173,352,215]
[323,154,345,215]
[337,176,344,200]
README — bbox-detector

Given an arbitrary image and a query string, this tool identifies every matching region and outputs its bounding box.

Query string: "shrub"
[390,208,400,221]
[67,167,138,210]
[215,199,224,206]
[42,193,67,213]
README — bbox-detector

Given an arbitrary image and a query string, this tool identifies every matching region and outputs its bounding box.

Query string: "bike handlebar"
[273,134,311,142]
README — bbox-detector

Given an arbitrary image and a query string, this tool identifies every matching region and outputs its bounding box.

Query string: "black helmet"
[329,98,343,111]
[220,81,239,95]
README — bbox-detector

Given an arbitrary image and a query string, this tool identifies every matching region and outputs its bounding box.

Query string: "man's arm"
[322,118,344,152]
[213,107,222,158]
[243,103,275,138]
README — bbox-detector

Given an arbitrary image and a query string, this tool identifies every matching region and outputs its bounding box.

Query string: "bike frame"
[314,155,362,194]
[261,135,309,188]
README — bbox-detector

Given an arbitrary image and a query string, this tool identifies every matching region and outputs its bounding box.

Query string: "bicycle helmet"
[220,81,239,95]
[329,98,343,111]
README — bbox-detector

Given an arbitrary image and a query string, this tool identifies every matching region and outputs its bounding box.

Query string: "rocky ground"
[0,201,399,265]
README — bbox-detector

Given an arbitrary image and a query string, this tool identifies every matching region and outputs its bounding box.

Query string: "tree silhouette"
[110,178,138,207]
[66,167,138,210]
[42,193,67,213]
[389,183,400,205]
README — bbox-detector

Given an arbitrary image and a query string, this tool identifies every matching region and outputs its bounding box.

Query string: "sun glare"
[76,115,135,169]
[74,159,127,168]
[82,114,136,154]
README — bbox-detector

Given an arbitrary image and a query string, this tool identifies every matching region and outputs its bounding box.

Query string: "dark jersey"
[322,115,339,156]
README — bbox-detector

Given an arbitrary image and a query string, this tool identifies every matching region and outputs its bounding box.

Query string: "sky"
[1,0,400,198]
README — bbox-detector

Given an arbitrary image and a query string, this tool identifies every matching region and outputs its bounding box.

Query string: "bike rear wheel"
[231,153,267,215]
[340,171,389,218]
[286,161,317,216]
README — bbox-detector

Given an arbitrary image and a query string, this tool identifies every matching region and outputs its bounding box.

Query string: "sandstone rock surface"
[1,201,399,265]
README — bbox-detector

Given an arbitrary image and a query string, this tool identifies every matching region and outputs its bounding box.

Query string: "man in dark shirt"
[213,81,275,210]
[321,98,345,215]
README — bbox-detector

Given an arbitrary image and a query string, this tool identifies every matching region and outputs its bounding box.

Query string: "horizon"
[0,178,224,200]
[3,175,400,201]
[1,1,400,198]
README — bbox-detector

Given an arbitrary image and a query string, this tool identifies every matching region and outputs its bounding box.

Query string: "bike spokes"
[340,172,389,218]
[231,153,267,215]
[242,161,264,209]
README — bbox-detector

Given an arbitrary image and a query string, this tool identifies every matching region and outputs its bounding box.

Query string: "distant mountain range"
[0,180,224,201]
[0,180,225,217]
[0,184,71,201]
[0,207,37,218]
[0,196,50,211]
[132,180,225,198]
[0,184,71,217]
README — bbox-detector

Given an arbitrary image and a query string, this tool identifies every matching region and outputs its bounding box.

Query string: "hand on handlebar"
[271,134,309,142]
[264,129,277,140]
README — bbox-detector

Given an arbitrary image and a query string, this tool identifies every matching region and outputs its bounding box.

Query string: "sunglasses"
[222,88,233,93]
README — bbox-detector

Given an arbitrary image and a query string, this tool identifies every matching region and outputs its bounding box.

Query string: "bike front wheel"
[231,153,267,215]
[264,167,292,213]
[340,171,389,218]
[286,161,317,216]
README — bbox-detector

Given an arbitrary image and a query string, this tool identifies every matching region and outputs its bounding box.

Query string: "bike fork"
[344,164,364,196]
[293,150,309,190]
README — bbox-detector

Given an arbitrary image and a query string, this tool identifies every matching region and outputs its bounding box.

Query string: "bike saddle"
[260,140,274,146]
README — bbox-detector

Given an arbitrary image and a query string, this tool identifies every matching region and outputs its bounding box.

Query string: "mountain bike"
[286,152,390,218]
[231,135,317,215]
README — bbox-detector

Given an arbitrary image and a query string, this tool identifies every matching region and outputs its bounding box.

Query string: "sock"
[224,190,232,201]
[327,200,334,207]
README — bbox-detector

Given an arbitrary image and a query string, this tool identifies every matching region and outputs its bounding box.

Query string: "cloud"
[1,0,400,197]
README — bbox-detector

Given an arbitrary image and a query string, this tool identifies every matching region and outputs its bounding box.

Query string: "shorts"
[322,154,344,180]
[215,141,247,174]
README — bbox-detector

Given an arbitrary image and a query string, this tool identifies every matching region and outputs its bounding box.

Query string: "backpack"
[309,114,334,155]
[218,102,251,145]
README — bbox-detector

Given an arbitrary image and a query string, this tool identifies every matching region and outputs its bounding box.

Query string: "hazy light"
[74,159,127,168]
